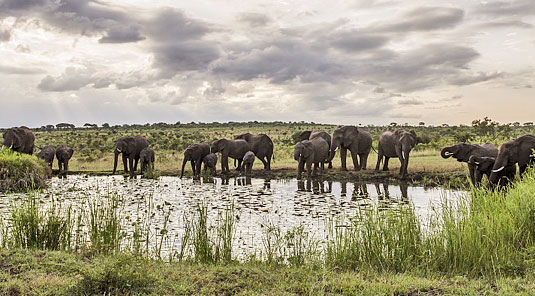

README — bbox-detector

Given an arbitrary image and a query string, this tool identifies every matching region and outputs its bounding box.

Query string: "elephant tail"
[371,146,378,154]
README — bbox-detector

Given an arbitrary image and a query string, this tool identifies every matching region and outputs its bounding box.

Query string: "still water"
[1,175,465,258]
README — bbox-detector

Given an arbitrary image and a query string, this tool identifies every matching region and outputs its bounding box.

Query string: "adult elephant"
[211,139,251,174]
[113,136,149,177]
[441,143,498,186]
[489,134,535,184]
[298,130,333,168]
[180,143,210,178]
[56,145,74,173]
[469,155,516,188]
[2,126,35,155]
[328,126,372,171]
[235,133,274,170]
[294,137,329,179]
[375,130,417,179]
[37,146,56,168]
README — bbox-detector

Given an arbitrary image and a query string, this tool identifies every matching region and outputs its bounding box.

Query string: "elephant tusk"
[474,162,480,165]
[117,149,122,153]
[492,166,505,173]
[335,147,339,152]
[402,151,405,159]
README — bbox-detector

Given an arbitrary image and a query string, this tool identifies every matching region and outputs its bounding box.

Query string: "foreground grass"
[1,249,534,296]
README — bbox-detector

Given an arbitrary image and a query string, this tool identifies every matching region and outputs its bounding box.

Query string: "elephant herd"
[294,126,417,179]
[3,125,535,189]
[2,126,73,173]
[441,134,535,188]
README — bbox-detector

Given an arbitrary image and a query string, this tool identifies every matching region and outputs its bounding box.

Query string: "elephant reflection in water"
[374,182,409,202]
[236,177,252,186]
[297,179,331,193]
[352,184,369,201]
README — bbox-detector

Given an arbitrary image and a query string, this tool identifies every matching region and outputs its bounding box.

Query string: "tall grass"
[0,148,51,192]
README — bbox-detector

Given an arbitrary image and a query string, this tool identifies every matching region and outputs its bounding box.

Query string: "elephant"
[139,147,155,174]
[36,146,56,168]
[234,133,274,170]
[328,126,372,171]
[375,130,417,178]
[180,143,210,178]
[298,130,333,168]
[489,134,535,184]
[202,153,218,176]
[56,145,74,173]
[441,143,498,186]
[469,155,516,188]
[211,139,251,174]
[242,151,255,175]
[2,126,35,155]
[113,136,149,177]
[294,137,329,179]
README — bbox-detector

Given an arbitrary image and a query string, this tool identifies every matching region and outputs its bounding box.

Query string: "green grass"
[0,148,51,192]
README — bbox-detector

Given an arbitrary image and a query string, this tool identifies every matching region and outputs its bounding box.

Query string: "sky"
[0,0,533,127]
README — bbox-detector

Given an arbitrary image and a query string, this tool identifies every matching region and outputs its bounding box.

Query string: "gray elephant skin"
[376,130,417,178]
[211,139,251,174]
[299,130,333,168]
[37,146,56,168]
[469,155,516,188]
[113,136,149,176]
[180,143,210,178]
[294,137,329,179]
[242,151,255,175]
[441,142,498,186]
[3,126,35,155]
[329,126,372,171]
[203,153,218,176]
[56,145,74,173]
[489,134,535,184]
[235,133,274,170]
[140,147,155,173]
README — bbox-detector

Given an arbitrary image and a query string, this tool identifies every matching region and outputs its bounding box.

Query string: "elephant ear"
[67,148,74,158]
[393,130,404,142]
[343,126,358,147]
[468,155,480,165]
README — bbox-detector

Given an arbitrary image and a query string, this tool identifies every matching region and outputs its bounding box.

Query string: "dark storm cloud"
[152,42,220,76]
[373,6,464,32]
[330,31,389,52]
[236,12,272,27]
[0,0,145,43]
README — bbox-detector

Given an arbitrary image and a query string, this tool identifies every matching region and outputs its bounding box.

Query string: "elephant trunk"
[113,150,119,174]
[180,157,188,178]
[489,155,507,185]
[440,146,455,159]
[328,138,340,162]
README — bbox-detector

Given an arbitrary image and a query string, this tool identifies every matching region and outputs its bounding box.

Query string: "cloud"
[98,25,145,43]
[330,31,389,52]
[475,20,534,29]
[0,65,43,75]
[474,0,535,16]
[373,7,464,33]
[37,67,95,92]
[397,98,423,105]
[236,12,272,27]
[448,71,504,86]
[0,28,10,41]
[146,8,212,42]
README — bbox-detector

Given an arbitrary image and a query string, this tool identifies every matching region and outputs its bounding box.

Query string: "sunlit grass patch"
[0,148,51,192]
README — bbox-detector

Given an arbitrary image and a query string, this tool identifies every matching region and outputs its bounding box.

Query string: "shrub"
[0,148,51,192]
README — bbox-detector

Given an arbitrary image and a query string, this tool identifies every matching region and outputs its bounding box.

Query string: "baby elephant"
[469,155,516,188]
[56,145,74,173]
[294,138,329,179]
[140,147,155,173]
[242,151,255,175]
[37,146,56,168]
[203,153,218,176]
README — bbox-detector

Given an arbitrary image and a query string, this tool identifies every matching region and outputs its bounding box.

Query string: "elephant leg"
[519,164,527,178]
[259,157,268,170]
[320,161,325,175]
[236,159,243,171]
[64,160,69,172]
[129,157,134,176]
[340,148,348,171]
[306,159,313,179]
[58,161,62,172]
[473,169,482,187]
[360,153,368,170]
[195,158,203,176]
[350,149,359,171]
[313,162,319,176]
[383,157,390,171]
[122,154,128,173]
[467,163,476,186]
[134,158,139,172]
[375,150,383,171]
[267,154,272,170]
[297,160,305,179]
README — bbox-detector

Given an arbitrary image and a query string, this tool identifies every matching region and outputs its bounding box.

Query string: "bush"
[0,148,51,192]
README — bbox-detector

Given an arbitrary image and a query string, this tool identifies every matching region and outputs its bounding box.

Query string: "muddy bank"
[62,168,470,189]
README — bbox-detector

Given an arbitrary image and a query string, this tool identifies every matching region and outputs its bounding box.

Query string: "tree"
[472,117,499,136]
[389,122,398,127]
[524,122,533,126]
[419,122,425,126]
[102,123,110,128]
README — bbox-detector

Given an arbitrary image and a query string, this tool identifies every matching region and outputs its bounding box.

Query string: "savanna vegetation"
[8,118,533,188]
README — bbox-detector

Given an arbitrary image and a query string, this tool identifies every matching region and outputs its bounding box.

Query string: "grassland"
[24,121,535,188]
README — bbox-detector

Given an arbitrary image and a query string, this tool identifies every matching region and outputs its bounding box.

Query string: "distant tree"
[441,123,449,127]
[56,123,75,129]
[46,125,55,130]
[102,123,110,128]
[83,123,98,128]
[524,122,533,126]
[472,117,499,136]
[512,122,520,127]
[419,122,425,126]
[389,122,397,127]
